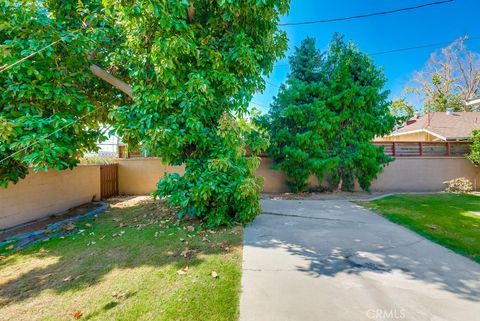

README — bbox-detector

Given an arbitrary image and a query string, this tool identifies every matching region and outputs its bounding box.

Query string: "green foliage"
[1,1,288,225]
[0,1,121,187]
[390,98,415,123]
[154,114,269,226]
[266,34,396,192]
[425,73,464,112]
[108,1,288,226]
[467,129,480,165]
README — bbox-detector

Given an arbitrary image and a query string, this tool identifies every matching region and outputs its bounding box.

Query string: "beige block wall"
[371,157,480,192]
[117,158,185,195]
[116,157,480,194]
[0,165,101,229]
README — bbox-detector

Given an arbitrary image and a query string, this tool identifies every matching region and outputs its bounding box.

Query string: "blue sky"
[251,0,480,113]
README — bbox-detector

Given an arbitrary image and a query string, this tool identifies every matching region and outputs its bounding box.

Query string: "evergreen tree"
[267,34,396,192]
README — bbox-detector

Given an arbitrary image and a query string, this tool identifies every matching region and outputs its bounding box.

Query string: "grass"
[363,193,480,263]
[0,196,243,321]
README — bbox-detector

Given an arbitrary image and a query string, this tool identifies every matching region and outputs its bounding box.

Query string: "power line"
[279,0,454,26]
[0,38,63,73]
[272,34,478,68]
[0,30,81,73]
[0,96,119,164]
[369,36,480,56]
[265,80,281,89]
[251,101,270,109]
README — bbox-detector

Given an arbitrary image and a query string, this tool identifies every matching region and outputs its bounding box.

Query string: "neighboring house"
[376,111,480,142]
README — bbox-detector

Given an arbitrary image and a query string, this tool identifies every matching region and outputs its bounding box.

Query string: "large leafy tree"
[1,0,289,226]
[267,34,396,192]
[0,1,119,187]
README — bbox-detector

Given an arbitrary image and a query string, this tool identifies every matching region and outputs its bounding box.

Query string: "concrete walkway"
[240,200,480,321]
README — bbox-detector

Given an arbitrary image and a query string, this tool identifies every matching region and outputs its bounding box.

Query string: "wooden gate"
[100,163,119,199]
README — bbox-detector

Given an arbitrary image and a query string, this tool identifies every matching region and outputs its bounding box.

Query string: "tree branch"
[90,64,133,98]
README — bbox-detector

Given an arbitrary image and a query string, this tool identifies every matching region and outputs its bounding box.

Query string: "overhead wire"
[279,0,454,26]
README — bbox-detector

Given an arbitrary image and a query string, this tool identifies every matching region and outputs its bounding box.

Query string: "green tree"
[266,38,331,192]
[267,34,396,192]
[0,1,119,187]
[391,98,415,122]
[468,130,480,165]
[409,36,480,112]
[1,0,289,226]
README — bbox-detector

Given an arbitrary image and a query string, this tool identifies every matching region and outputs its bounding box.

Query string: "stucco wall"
[116,157,480,194]
[0,166,101,229]
[117,158,185,195]
[371,157,479,192]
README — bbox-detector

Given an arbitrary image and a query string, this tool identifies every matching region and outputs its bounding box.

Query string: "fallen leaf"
[112,291,128,299]
[177,266,189,275]
[186,225,195,232]
[34,273,53,280]
[72,310,82,319]
[180,248,196,258]
[64,223,76,231]
[85,223,92,228]
[211,271,219,278]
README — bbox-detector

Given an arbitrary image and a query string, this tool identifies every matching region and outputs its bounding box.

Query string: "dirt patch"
[0,202,106,243]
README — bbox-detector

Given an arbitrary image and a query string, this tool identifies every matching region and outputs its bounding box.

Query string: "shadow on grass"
[0,196,240,308]
[245,199,480,302]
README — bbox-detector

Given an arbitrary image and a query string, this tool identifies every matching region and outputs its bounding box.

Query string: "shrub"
[443,177,473,193]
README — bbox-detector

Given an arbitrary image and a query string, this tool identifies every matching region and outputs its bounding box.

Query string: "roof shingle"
[392,112,480,140]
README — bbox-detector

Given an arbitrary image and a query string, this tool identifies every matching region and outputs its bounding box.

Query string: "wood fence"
[373,141,470,157]
[100,163,118,199]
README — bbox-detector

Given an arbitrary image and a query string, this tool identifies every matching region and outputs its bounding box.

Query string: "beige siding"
[0,166,101,229]
[375,131,441,142]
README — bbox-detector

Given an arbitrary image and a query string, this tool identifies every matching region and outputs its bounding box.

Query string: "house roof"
[389,112,480,141]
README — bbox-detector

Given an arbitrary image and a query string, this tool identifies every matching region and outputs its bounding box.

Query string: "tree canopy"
[1,0,290,226]
[408,36,480,112]
[266,34,396,192]
[391,98,415,122]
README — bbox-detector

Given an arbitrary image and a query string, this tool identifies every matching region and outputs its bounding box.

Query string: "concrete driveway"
[240,199,480,321]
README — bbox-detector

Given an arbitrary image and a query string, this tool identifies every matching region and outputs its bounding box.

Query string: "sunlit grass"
[0,196,242,321]
[363,193,480,263]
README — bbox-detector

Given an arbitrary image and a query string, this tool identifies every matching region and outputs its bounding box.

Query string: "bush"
[443,177,473,193]
[153,114,269,227]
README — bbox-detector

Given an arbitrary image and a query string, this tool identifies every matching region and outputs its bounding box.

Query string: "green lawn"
[0,197,242,321]
[363,193,480,263]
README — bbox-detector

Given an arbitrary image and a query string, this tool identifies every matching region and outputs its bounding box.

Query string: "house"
[376,111,480,142]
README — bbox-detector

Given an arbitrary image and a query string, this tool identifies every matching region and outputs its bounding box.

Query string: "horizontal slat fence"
[100,163,119,199]
[373,141,470,157]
